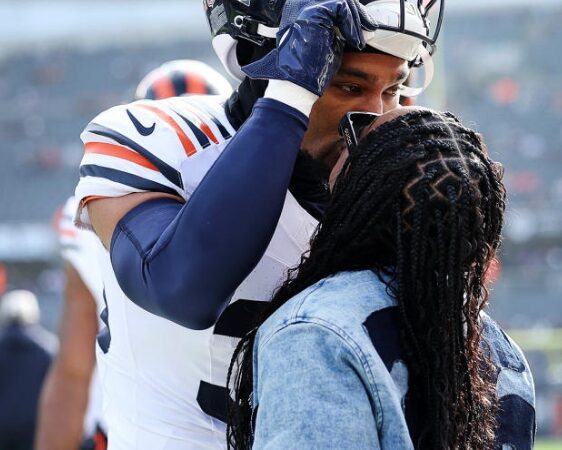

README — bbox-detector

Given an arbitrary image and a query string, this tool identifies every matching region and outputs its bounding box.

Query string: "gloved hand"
[242,0,365,97]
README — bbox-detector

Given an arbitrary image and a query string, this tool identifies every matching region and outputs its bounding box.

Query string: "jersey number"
[196,299,268,423]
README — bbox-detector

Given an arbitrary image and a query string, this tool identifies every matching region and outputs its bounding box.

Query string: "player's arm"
[88,191,182,249]
[83,0,362,330]
[90,99,309,330]
[35,263,98,450]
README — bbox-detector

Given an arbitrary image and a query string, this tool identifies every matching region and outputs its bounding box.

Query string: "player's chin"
[324,140,348,172]
[302,139,345,175]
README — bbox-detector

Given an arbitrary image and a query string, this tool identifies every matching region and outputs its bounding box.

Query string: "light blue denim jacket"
[252,270,535,449]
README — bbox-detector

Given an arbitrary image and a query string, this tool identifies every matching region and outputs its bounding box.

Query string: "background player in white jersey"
[35,61,232,450]
[37,197,107,450]
[74,1,444,448]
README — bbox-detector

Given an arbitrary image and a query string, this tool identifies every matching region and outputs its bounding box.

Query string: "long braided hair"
[227,109,506,450]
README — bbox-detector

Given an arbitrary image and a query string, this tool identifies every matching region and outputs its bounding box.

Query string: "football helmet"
[203,0,444,85]
[134,59,233,100]
[0,290,40,326]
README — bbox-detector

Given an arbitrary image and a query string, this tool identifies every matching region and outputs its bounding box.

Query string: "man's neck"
[224,77,268,130]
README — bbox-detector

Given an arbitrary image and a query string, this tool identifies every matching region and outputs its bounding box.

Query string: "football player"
[37,197,107,450]
[74,1,444,448]
[35,61,232,450]
[134,59,233,100]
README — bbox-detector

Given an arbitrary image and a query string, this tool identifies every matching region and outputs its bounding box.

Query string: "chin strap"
[257,23,279,39]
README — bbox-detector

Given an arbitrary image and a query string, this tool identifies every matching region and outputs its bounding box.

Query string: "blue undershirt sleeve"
[110,98,308,329]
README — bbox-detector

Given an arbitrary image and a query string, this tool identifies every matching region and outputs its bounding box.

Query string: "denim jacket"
[252,270,535,449]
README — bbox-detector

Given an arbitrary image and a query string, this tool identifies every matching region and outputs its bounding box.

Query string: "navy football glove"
[242,0,365,97]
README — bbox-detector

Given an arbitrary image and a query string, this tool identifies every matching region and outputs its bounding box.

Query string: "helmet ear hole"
[236,38,276,67]
[236,39,257,67]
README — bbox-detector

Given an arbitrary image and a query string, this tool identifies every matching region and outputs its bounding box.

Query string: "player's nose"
[362,94,384,114]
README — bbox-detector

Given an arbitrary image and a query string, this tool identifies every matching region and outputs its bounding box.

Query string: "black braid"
[227,108,506,450]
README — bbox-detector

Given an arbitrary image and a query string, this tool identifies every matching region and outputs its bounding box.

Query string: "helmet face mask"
[203,0,444,82]
[361,0,444,64]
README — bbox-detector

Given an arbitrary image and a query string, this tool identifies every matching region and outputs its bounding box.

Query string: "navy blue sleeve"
[110,98,308,329]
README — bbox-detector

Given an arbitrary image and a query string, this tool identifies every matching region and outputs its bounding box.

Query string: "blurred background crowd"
[0,0,561,448]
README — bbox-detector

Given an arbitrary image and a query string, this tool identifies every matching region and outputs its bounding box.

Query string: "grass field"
[508,328,562,353]
[536,439,562,450]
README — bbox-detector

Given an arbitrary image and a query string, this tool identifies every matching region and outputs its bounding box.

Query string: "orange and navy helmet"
[134,59,233,100]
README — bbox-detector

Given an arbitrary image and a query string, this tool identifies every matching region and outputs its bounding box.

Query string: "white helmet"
[203,0,444,94]
[0,290,40,327]
[134,59,233,100]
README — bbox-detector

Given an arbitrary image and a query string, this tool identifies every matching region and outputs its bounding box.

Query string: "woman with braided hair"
[227,107,535,450]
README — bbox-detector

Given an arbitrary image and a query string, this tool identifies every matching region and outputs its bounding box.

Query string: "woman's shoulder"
[253,270,416,447]
[257,270,396,344]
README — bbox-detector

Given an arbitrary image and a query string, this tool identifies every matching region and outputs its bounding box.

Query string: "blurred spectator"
[0,264,6,296]
[0,290,57,450]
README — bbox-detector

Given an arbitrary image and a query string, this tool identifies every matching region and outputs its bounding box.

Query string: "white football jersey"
[57,196,107,436]
[74,95,318,450]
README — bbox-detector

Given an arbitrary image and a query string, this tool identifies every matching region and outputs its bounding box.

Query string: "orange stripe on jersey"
[182,103,219,145]
[136,103,198,156]
[153,76,176,100]
[85,142,158,171]
[186,73,208,95]
[59,228,78,239]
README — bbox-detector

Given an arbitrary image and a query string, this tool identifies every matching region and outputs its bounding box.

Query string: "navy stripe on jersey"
[80,165,179,197]
[97,289,111,354]
[171,109,211,149]
[194,299,270,424]
[188,101,232,140]
[201,109,232,140]
[87,123,184,190]
[213,299,269,338]
[209,115,231,139]
[197,381,228,423]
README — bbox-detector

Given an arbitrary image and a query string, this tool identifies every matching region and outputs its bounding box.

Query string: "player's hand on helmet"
[242,0,365,97]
